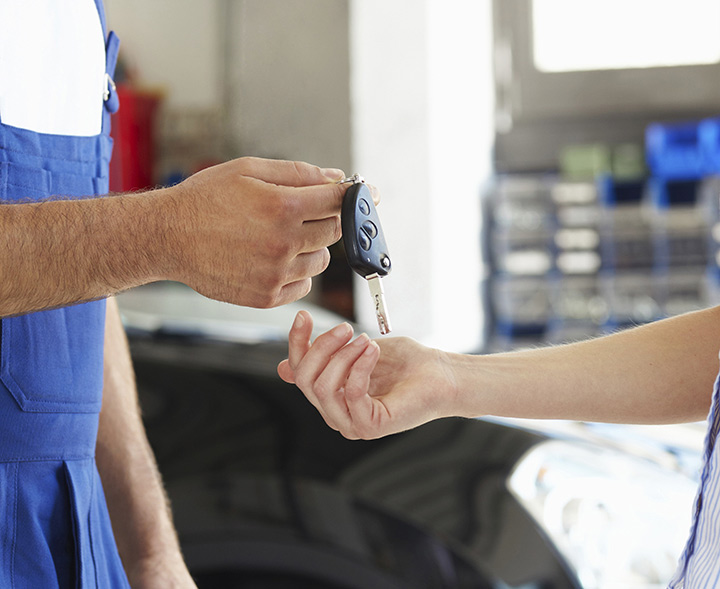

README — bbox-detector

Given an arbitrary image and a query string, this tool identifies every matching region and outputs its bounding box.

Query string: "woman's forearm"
[452,306,720,424]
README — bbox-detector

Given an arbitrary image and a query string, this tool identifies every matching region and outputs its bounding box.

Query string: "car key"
[339,174,392,334]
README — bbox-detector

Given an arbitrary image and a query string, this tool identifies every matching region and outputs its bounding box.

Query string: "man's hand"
[277,310,459,439]
[0,156,362,316]
[167,157,348,308]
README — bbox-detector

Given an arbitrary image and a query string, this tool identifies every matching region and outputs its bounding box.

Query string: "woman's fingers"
[291,321,353,415]
[309,334,374,432]
[281,313,388,437]
[287,310,314,370]
[343,342,382,438]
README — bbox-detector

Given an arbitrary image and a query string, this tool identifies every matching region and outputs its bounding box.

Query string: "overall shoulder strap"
[94,0,121,133]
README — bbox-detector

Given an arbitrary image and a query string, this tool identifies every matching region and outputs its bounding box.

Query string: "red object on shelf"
[109,84,162,193]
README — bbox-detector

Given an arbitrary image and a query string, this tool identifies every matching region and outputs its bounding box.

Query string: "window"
[533,0,720,73]
[493,0,720,172]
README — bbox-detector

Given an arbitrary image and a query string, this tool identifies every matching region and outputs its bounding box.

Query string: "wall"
[104,0,223,109]
[104,0,351,171]
[225,0,351,171]
[351,0,493,351]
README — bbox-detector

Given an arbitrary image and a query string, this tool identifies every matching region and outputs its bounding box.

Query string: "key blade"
[367,274,391,335]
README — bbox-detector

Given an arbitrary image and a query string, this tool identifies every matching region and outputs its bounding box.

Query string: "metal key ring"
[337,174,364,185]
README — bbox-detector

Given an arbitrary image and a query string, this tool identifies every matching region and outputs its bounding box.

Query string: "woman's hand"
[278,311,460,439]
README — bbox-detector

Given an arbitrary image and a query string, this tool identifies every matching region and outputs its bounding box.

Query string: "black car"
[119,283,700,589]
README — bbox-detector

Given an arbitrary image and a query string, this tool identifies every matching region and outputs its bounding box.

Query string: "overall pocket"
[0,131,110,416]
[0,301,106,413]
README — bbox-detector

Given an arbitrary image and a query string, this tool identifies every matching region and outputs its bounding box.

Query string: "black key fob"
[341,179,391,278]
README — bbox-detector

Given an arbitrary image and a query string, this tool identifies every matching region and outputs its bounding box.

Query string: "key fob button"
[358,198,370,215]
[361,220,378,238]
[359,231,372,251]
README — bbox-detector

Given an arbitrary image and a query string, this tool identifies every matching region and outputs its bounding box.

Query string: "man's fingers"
[300,216,342,253]
[255,163,379,223]
[236,157,345,187]
[367,184,380,205]
[254,249,331,308]
[289,180,381,225]
[291,182,346,221]
[290,249,332,282]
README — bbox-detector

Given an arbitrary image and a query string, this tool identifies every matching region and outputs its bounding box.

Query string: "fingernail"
[293,312,305,329]
[322,167,345,181]
[331,322,352,337]
[365,341,380,356]
[353,333,370,346]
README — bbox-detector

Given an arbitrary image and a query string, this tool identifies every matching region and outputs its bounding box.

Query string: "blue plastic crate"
[646,120,705,179]
[646,117,720,179]
[699,117,720,174]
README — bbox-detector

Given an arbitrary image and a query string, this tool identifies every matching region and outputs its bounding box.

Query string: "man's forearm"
[453,306,720,424]
[0,189,175,316]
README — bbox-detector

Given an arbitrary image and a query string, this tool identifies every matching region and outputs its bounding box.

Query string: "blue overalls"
[0,2,130,587]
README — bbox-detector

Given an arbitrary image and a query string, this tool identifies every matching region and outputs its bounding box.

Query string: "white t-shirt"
[0,0,106,136]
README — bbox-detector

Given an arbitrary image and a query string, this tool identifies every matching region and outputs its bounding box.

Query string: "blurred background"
[102,2,720,587]
[104,0,720,355]
[104,0,489,351]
